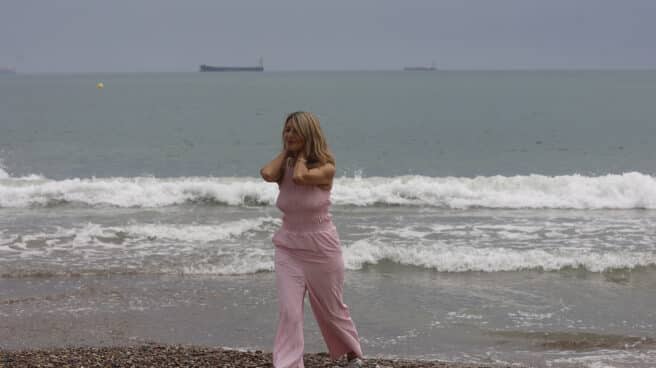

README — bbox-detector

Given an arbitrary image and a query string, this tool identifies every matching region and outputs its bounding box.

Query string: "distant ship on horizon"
[200,58,263,72]
[0,66,16,75]
[403,61,437,71]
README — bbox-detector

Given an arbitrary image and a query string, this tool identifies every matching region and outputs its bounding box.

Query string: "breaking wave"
[1,172,656,209]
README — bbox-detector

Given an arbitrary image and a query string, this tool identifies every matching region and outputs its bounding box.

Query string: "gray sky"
[2,0,655,73]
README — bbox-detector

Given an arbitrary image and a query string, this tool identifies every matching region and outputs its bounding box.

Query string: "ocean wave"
[3,250,654,278]
[342,239,656,273]
[0,161,44,181]
[0,218,280,250]
[2,235,654,276]
[0,176,278,208]
[2,172,656,209]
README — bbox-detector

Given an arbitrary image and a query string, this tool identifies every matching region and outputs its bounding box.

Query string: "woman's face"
[283,121,305,153]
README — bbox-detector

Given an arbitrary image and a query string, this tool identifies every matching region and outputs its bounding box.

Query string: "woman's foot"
[345,352,363,368]
[345,357,363,368]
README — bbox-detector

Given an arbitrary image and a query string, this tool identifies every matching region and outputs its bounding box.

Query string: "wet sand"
[0,273,529,367]
[2,271,654,367]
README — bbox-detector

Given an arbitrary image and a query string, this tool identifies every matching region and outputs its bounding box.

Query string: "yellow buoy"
[96,82,104,89]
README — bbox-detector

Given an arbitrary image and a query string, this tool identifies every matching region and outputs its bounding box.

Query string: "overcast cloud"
[1,0,655,73]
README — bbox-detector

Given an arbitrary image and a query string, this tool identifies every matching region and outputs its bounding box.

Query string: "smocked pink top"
[272,159,342,256]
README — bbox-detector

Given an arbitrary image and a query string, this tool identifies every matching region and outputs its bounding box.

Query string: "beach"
[1,345,522,368]
[1,71,656,367]
[0,272,527,367]
[2,270,655,367]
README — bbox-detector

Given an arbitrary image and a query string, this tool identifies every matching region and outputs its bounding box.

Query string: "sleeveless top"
[272,158,342,256]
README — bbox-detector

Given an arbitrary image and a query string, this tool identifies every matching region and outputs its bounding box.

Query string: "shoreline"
[2,273,655,367]
[0,344,519,368]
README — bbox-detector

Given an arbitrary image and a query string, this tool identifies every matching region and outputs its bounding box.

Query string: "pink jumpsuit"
[271,160,363,368]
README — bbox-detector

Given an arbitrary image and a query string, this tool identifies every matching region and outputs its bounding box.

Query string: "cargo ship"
[403,61,437,71]
[200,58,263,72]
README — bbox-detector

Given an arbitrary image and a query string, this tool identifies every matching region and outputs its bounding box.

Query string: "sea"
[1,71,655,367]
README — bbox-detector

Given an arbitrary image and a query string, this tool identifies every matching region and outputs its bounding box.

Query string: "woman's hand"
[292,158,334,186]
[261,150,288,183]
[283,143,296,159]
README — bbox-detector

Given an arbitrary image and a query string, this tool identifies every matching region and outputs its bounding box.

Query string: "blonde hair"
[282,111,335,166]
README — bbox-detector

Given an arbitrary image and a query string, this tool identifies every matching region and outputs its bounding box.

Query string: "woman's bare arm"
[260,151,287,182]
[292,154,335,186]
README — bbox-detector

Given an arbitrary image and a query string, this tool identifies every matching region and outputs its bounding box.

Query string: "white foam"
[1,172,656,209]
[342,239,656,272]
[332,172,656,209]
[0,176,278,208]
[123,217,279,243]
[180,259,274,275]
[548,349,656,368]
[0,159,44,181]
[1,217,279,255]
[2,217,655,274]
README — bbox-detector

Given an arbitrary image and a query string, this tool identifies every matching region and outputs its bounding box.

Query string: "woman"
[260,111,363,368]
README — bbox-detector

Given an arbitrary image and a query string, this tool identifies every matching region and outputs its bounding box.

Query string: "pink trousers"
[273,247,363,368]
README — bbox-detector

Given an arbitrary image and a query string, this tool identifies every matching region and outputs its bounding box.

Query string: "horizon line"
[8,66,656,75]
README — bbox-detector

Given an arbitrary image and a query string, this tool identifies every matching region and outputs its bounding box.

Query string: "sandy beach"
[0,344,519,368]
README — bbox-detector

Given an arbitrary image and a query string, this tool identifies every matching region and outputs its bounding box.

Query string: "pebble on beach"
[0,344,517,368]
